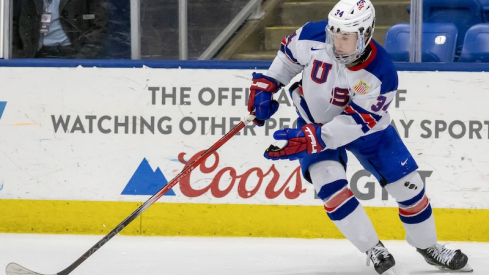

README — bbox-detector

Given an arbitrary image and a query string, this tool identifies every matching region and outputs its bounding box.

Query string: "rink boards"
[0,67,488,242]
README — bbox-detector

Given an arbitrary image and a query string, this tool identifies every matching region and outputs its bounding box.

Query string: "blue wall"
[0,59,489,71]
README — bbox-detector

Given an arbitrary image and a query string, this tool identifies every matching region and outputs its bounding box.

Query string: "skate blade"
[433,263,473,273]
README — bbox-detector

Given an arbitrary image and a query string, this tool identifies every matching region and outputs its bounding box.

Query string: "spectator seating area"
[388,0,489,62]
[385,23,458,62]
[458,24,489,62]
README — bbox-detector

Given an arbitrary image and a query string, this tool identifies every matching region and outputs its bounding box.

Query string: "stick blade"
[5,263,55,275]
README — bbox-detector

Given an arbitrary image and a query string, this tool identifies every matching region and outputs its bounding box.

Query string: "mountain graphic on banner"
[0,102,6,119]
[121,158,175,196]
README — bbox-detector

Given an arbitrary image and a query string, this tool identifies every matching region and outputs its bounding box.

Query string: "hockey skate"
[417,243,473,272]
[366,241,396,274]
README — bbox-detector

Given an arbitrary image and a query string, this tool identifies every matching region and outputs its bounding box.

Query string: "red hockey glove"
[247,72,281,126]
[264,124,326,161]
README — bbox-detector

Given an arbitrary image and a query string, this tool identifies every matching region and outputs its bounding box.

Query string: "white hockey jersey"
[266,21,398,150]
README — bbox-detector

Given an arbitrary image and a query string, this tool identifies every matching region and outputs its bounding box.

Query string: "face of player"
[332,32,358,56]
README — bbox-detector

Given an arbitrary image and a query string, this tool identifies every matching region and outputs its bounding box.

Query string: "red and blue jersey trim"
[348,40,378,72]
[349,40,399,95]
[343,101,383,133]
[280,32,299,64]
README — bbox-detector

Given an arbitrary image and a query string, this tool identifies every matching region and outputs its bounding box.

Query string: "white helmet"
[326,0,376,64]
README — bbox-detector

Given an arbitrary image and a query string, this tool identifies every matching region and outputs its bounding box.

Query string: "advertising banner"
[0,68,488,209]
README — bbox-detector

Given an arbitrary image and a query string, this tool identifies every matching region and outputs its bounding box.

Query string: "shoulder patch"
[353,80,370,94]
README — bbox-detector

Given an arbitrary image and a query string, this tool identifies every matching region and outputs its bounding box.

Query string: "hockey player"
[247,0,472,274]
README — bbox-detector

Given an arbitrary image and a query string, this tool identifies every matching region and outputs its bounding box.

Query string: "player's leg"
[294,106,395,274]
[349,126,471,272]
[307,159,395,274]
[385,171,471,271]
[309,160,378,252]
[383,171,436,248]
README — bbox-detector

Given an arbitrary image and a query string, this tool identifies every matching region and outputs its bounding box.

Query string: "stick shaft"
[55,115,253,275]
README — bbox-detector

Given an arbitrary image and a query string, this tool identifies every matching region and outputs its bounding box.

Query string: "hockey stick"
[5,114,256,275]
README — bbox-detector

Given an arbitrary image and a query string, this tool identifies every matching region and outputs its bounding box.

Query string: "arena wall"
[0,66,487,242]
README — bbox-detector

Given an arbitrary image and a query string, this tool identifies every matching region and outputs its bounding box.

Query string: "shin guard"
[310,161,378,252]
[385,171,437,249]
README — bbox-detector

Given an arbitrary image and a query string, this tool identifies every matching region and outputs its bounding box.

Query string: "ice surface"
[1,234,487,275]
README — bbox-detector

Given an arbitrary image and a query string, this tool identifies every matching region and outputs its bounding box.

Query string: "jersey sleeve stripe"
[289,82,316,123]
[360,113,377,128]
[280,35,299,64]
[343,102,383,133]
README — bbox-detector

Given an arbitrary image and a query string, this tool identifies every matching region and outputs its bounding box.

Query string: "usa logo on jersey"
[353,80,370,94]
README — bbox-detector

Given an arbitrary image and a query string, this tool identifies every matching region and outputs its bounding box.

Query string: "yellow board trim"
[0,200,487,242]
